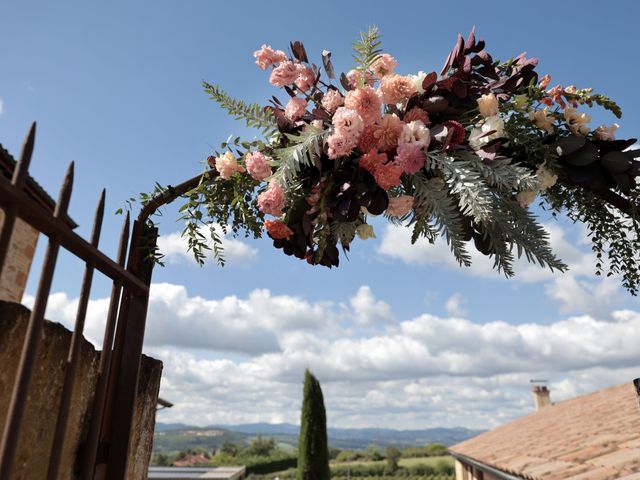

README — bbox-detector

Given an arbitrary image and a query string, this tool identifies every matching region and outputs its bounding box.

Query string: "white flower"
[537,163,558,191]
[468,115,505,150]
[517,190,538,208]
[513,94,529,112]
[477,93,499,117]
[409,71,428,94]
[594,123,619,141]
[398,120,430,148]
[356,224,376,240]
[564,107,591,136]
[529,108,555,134]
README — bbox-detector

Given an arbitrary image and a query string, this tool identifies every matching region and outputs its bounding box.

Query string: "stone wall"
[0,301,162,479]
[0,212,39,303]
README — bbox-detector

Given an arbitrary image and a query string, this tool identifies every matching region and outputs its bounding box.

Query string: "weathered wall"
[0,301,162,479]
[0,212,39,303]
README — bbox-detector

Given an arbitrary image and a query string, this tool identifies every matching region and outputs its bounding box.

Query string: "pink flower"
[245,151,272,181]
[539,74,551,89]
[442,120,465,145]
[269,61,298,87]
[374,114,404,151]
[257,181,286,216]
[321,89,344,113]
[357,125,379,153]
[332,107,364,140]
[404,107,430,125]
[379,74,416,104]
[253,44,287,70]
[386,195,414,217]
[295,64,316,92]
[345,87,382,124]
[398,120,430,148]
[370,53,397,78]
[359,150,387,176]
[346,69,375,88]
[327,132,357,159]
[285,97,307,121]
[374,161,403,190]
[395,143,425,174]
[264,219,293,239]
[215,152,246,179]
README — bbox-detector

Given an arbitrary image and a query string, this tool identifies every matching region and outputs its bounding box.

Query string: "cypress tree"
[297,369,330,480]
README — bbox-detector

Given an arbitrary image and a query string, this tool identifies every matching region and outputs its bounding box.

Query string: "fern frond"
[203,81,277,136]
[458,152,539,192]
[272,128,329,185]
[428,152,494,223]
[412,174,472,267]
[352,25,383,72]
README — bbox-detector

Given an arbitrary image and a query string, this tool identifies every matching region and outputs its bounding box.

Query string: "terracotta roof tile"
[450,382,640,478]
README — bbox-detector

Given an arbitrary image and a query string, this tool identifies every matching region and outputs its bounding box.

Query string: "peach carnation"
[321,89,344,114]
[245,151,272,181]
[264,219,293,239]
[404,107,430,125]
[215,152,246,180]
[345,87,382,124]
[253,44,287,70]
[386,195,414,217]
[332,107,364,139]
[285,97,307,121]
[295,64,316,92]
[374,161,403,190]
[257,181,286,216]
[379,74,416,105]
[359,150,387,176]
[395,143,425,175]
[370,53,397,78]
[327,132,356,159]
[346,69,375,88]
[269,61,298,87]
[398,120,430,148]
[357,125,379,153]
[374,114,403,151]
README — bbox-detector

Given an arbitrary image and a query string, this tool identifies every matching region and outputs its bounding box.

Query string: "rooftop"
[450,382,640,480]
[0,143,77,229]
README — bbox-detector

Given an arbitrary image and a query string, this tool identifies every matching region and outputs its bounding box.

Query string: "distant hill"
[153,422,483,453]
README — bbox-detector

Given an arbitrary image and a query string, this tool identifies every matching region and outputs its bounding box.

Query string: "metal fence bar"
[0,162,74,480]
[104,221,157,479]
[0,122,36,275]
[80,212,129,480]
[0,175,148,295]
[46,189,105,480]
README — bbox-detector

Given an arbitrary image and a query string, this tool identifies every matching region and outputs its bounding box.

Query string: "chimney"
[532,384,551,411]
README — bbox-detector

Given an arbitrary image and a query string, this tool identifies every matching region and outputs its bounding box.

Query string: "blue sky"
[3,0,640,429]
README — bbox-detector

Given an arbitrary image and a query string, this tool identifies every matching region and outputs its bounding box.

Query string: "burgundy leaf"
[421,71,438,92]
[465,26,476,52]
[290,41,308,63]
[322,49,336,80]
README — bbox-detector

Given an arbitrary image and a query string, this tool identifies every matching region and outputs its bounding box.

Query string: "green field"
[332,455,454,468]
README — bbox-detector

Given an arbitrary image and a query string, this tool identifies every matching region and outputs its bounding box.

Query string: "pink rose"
[345,86,382,124]
[370,53,397,78]
[327,131,357,160]
[386,195,414,217]
[245,151,272,181]
[332,107,364,140]
[264,219,293,239]
[395,143,425,175]
[253,44,287,70]
[285,97,307,121]
[269,61,298,87]
[374,161,403,190]
[295,64,316,92]
[321,89,344,114]
[374,114,404,151]
[258,181,286,216]
[379,74,416,104]
[215,152,246,180]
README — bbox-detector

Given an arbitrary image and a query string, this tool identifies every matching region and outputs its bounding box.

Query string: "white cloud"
[445,293,468,317]
[30,283,640,429]
[157,225,257,266]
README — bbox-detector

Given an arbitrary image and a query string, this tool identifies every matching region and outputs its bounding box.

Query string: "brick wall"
[0,209,39,302]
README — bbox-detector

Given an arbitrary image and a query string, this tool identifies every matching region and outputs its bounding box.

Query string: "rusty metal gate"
[0,123,203,479]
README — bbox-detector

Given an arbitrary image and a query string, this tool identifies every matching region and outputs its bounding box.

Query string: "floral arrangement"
[177,27,640,294]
